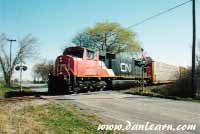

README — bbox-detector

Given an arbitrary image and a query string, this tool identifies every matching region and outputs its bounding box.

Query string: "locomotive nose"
[56,56,65,75]
[56,55,71,76]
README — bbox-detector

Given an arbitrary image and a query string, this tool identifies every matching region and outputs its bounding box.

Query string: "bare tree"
[197,40,200,64]
[32,60,53,82]
[0,33,38,87]
[197,41,200,95]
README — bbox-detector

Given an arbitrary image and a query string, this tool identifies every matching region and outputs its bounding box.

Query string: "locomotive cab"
[63,46,99,60]
[63,46,84,58]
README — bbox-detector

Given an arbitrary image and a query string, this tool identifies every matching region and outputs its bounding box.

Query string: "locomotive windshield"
[86,49,95,59]
[63,47,84,58]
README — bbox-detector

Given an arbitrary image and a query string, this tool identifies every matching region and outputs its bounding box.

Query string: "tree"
[32,61,52,82]
[72,22,141,54]
[0,33,38,87]
[72,32,91,48]
[197,41,200,65]
[197,41,200,95]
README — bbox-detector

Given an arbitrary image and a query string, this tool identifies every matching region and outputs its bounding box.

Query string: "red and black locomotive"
[48,46,154,94]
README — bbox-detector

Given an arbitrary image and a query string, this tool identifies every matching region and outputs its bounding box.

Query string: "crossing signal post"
[15,65,27,91]
[139,61,146,93]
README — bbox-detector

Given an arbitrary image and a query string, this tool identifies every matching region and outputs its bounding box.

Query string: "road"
[25,84,200,134]
[22,83,47,92]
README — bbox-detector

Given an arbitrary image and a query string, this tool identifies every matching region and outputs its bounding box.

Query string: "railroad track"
[0,96,42,104]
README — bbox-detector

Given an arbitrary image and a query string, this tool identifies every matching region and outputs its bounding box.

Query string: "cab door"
[84,49,98,76]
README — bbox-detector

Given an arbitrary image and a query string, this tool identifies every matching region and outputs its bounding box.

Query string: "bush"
[169,65,200,98]
[196,65,200,96]
[168,77,193,97]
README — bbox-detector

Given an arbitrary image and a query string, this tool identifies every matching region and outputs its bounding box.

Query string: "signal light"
[15,66,20,71]
[15,65,28,71]
[23,66,27,71]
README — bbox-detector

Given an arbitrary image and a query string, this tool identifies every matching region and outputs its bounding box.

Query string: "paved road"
[47,92,200,134]
[26,84,200,134]
[22,83,47,92]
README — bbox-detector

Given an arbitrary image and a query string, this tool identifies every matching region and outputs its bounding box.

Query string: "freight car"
[150,61,186,84]
[48,46,184,94]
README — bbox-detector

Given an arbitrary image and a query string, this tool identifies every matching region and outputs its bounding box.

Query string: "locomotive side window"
[86,49,95,59]
[63,48,84,58]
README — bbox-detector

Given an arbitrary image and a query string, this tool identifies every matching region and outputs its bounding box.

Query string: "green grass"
[0,81,31,97]
[0,82,12,96]
[0,101,118,134]
[12,102,113,134]
[119,85,200,103]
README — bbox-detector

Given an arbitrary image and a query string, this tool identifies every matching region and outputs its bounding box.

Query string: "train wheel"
[96,81,107,91]
[105,80,113,90]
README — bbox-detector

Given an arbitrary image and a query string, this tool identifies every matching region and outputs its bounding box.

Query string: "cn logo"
[120,63,132,72]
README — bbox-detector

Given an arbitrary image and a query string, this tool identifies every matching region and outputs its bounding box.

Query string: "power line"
[127,0,192,28]
[94,0,192,50]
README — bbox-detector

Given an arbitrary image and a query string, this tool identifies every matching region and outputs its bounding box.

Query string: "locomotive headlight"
[59,72,63,75]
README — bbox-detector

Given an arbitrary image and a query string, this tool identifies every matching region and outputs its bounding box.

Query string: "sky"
[0,0,200,80]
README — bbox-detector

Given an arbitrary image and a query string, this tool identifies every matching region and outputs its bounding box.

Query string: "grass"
[0,82,12,97]
[0,81,31,97]
[31,103,101,134]
[118,85,200,103]
[0,101,115,134]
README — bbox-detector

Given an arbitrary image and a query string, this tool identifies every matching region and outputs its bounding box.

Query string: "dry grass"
[0,101,121,134]
[0,109,8,134]
[0,104,49,134]
[119,85,163,95]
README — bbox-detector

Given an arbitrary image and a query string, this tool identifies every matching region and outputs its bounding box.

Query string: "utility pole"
[192,0,196,97]
[6,38,16,86]
[6,39,16,71]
